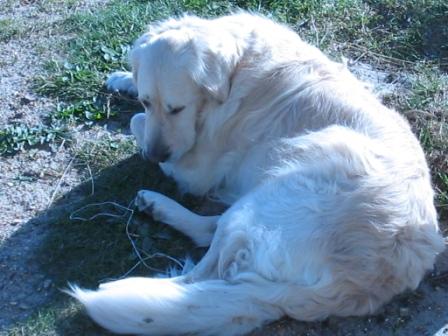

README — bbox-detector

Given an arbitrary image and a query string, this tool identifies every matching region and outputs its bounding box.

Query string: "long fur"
[69,13,445,335]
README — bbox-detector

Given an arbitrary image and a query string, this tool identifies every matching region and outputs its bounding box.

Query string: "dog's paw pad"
[135,190,153,211]
[135,190,165,221]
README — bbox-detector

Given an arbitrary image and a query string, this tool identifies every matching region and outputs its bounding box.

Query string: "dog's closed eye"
[169,106,185,115]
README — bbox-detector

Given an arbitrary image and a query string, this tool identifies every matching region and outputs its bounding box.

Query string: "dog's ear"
[190,40,237,104]
[148,16,234,102]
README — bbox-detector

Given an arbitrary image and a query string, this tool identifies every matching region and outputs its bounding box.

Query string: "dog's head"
[129,16,238,163]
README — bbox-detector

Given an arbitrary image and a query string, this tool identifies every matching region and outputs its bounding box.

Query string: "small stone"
[399,307,410,317]
[20,94,35,105]
[10,219,22,226]
[43,279,52,289]
[19,304,30,310]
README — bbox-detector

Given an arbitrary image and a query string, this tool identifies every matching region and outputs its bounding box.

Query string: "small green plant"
[436,172,448,213]
[0,18,24,42]
[54,100,114,122]
[0,123,69,155]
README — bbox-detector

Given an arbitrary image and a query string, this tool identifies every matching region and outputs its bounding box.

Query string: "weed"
[0,123,69,155]
[0,18,24,43]
[389,63,448,217]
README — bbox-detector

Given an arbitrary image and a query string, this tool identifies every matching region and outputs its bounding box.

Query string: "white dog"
[69,13,445,335]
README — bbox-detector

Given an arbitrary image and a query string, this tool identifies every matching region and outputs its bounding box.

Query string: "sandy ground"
[0,1,447,334]
[0,0,110,329]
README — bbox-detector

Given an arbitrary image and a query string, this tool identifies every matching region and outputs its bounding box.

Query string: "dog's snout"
[143,145,171,163]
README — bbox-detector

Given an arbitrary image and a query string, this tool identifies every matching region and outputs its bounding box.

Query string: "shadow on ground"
[1,154,447,335]
[0,153,209,335]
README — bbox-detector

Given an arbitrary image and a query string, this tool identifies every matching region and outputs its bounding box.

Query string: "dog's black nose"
[143,146,171,163]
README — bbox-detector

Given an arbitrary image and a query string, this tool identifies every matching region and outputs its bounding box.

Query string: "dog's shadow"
[1,154,447,335]
[0,153,210,335]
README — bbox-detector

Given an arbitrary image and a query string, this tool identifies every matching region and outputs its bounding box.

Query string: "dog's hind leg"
[135,190,219,246]
[106,71,138,97]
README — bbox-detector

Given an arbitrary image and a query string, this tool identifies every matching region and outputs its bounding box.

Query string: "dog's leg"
[106,71,138,97]
[135,190,219,246]
[130,113,145,150]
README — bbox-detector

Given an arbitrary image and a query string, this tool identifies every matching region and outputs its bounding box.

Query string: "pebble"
[43,279,52,289]
[10,219,22,226]
[20,94,35,105]
[399,307,410,317]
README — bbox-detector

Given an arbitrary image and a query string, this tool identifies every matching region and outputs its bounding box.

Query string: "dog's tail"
[66,276,282,335]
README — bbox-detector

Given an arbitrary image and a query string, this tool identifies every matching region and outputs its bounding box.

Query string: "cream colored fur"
[68,13,445,335]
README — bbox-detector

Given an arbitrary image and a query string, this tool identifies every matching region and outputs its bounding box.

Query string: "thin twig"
[86,162,95,196]
[429,272,448,282]
[124,198,154,271]
[139,250,184,269]
[346,43,418,66]
[47,157,75,208]
[69,201,130,221]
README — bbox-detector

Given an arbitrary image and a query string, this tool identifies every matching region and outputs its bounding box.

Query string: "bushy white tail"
[67,276,282,335]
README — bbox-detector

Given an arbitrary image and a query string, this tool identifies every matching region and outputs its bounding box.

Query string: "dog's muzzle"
[142,145,171,163]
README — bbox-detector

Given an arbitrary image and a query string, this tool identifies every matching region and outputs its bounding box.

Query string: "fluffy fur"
[68,13,445,335]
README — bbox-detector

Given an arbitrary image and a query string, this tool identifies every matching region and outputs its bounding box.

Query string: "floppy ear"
[130,31,155,86]
[190,40,237,103]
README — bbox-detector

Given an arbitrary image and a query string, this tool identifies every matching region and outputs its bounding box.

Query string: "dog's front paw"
[135,190,171,222]
[106,71,138,97]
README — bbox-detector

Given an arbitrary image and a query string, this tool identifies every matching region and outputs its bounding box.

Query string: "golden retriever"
[68,13,445,335]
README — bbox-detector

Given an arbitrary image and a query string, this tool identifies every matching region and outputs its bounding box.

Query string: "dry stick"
[138,250,184,270]
[124,198,154,271]
[347,43,418,66]
[429,272,448,282]
[47,157,75,208]
[57,138,66,153]
[110,257,165,281]
[86,162,95,196]
[69,201,130,221]
[122,199,180,274]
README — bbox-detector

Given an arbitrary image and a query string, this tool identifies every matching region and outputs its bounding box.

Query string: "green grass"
[394,64,448,217]
[3,303,104,336]
[2,0,448,334]
[75,135,137,173]
[3,0,448,152]
[0,123,69,155]
[33,0,448,214]
[0,18,25,43]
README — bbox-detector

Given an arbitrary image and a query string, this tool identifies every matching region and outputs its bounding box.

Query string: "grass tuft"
[0,18,25,42]
[0,123,69,155]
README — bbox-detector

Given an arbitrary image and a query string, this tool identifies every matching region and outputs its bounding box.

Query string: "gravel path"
[0,0,108,329]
